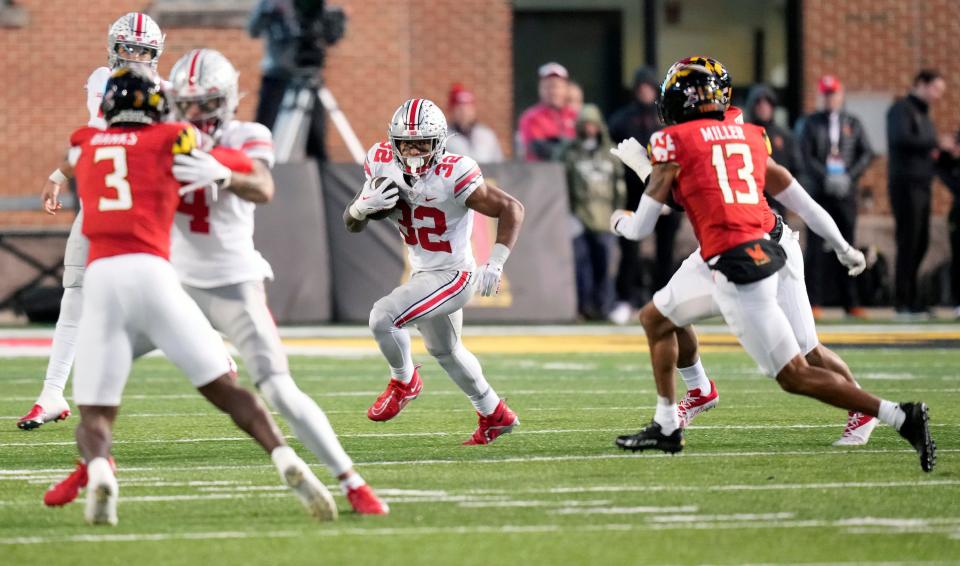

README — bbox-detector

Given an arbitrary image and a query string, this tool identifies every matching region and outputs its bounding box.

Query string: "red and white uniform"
[171,120,275,288]
[363,141,484,273]
[650,113,801,376]
[85,67,112,130]
[71,123,232,405]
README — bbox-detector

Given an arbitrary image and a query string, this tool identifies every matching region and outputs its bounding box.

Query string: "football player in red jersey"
[48,67,338,525]
[610,58,935,472]
[610,60,878,446]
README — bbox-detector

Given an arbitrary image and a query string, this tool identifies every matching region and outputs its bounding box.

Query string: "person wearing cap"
[517,62,577,161]
[445,84,504,163]
[557,104,625,320]
[887,69,948,319]
[796,75,874,319]
[606,67,678,324]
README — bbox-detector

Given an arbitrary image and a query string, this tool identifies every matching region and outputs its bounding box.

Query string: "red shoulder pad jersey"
[72,122,198,264]
[648,112,774,259]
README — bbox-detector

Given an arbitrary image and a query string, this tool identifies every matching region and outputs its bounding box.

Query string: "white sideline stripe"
[3,517,960,546]
[0,449,957,474]
[539,479,960,494]
[552,505,699,515]
[458,499,612,509]
[4,424,958,448]
[649,512,795,522]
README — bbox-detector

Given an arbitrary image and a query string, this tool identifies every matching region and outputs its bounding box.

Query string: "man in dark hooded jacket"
[606,67,680,324]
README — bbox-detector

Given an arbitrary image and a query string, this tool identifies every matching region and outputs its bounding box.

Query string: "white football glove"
[610,138,652,181]
[836,245,867,276]
[476,243,511,297]
[174,150,232,196]
[609,209,636,239]
[349,177,399,220]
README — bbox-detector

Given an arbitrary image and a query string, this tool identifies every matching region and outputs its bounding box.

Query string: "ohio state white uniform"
[364,141,484,273]
[171,120,275,288]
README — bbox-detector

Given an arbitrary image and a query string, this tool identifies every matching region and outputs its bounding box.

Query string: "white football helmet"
[388,99,448,177]
[168,49,239,139]
[107,12,165,70]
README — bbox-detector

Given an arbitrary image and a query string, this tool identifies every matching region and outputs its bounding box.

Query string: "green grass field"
[1,347,958,565]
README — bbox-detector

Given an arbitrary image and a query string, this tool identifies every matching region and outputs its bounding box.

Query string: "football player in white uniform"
[345,99,525,445]
[19,12,165,430]
[166,49,387,514]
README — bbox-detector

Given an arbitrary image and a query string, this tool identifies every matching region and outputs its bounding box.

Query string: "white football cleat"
[833,411,878,446]
[275,450,337,521]
[84,458,118,526]
[17,395,71,430]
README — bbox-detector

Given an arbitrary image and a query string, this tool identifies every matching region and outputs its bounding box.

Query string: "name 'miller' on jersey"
[363,141,484,273]
[171,120,277,289]
[648,116,773,260]
[73,122,198,264]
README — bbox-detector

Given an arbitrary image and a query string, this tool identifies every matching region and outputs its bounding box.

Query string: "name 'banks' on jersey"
[363,141,484,273]
[649,114,774,260]
[72,122,198,263]
[170,120,276,288]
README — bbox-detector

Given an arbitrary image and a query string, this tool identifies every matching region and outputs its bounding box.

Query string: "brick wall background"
[0,0,955,227]
[0,0,512,227]
[803,0,959,215]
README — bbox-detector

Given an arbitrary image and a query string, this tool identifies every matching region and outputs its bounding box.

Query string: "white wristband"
[488,243,511,267]
[48,169,68,185]
[348,202,367,221]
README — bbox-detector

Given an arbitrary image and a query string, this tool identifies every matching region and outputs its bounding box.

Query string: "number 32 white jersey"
[171,120,276,288]
[364,141,484,273]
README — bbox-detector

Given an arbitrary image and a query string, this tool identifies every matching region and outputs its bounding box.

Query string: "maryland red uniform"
[72,122,197,264]
[649,115,773,259]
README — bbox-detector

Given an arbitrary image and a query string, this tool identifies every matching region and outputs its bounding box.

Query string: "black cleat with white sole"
[616,421,684,454]
[897,402,936,472]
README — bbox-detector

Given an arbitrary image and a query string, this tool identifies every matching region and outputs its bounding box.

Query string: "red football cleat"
[463,400,519,445]
[677,380,719,428]
[44,457,116,507]
[833,411,878,446]
[367,368,423,422]
[17,400,71,430]
[346,484,389,515]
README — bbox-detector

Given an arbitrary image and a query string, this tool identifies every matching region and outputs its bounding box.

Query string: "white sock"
[270,445,301,473]
[87,456,115,484]
[338,472,366,494]
[877,400,906,430]
[434,345,499,415]
[678,358,710,395]
[39,287,83,403]
[654,395,680,435]
[260,375,354,477]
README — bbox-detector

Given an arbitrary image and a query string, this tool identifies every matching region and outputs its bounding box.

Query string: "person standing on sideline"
[796,75,874,319]
[558,104,625,320]
[445,84,504,163]
[607,67,678,324]
[887,69,947,319]
[517,62,576,161]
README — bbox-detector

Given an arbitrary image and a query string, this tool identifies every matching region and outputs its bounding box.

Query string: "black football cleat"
[616,421,684,454]
[897,402,936,472]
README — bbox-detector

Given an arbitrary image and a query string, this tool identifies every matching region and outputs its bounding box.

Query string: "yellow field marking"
[283,331,960,355]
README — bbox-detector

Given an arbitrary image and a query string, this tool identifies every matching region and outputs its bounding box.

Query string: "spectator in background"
[887,69,947,319]
[936,129,960,318]
[248,0,327,161]
[517,62,577,161]
[557,104,625,320]
[797,75,874,319]
[445,84,504,163]
[566,81,584,115]
[607,67,677,324]
[746,84,798,214]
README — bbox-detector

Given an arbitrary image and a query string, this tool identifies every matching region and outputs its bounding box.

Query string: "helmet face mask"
[388,99,448,179]
[107,12,165,70]
[659,56,731,125]
[168,49,239,140]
